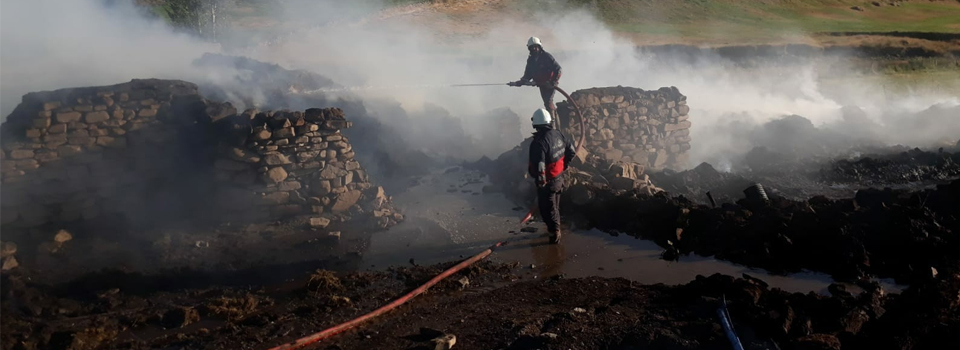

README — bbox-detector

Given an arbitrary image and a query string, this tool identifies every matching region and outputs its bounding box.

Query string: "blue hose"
[717,296,745,350]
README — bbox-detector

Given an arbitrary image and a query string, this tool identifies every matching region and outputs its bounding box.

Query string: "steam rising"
[2,0,958,171]
[0,1,217,115]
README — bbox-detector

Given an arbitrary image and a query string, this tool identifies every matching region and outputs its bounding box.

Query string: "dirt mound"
[562,178,960,285]
[822,147,960,185]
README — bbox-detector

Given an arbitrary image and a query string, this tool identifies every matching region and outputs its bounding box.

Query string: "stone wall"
[0,79,397,231]
[556,86,691,171]
[211,107,400,228]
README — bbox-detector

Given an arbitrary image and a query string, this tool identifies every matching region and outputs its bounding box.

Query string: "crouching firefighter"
[528,108,576,244]
[509,37,562,116]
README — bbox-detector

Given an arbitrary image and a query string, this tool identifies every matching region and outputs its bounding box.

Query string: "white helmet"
[527,37,542,48]
[531,108,552,126]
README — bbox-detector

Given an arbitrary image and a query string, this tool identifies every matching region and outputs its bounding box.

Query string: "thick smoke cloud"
[0,0,218,117]
[237,0,959,166]
[2,0,958,170]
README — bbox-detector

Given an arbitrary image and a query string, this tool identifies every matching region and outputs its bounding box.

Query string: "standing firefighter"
[528,108,576,244]
[509,37,562,115]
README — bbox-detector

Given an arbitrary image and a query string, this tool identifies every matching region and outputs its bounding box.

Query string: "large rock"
[309,217,331,228]
[278,181,301,191]
[84,111,110,123]
[1,242,17,258]
[311,179,332,196]
[608,161,640,179]
[331,190,362,212]
[652,149,669,168]
[297,151,320,163]
[320,164,342,179]
[1,256,18,271]
[664,120,692,132]
[602,149,623,162]
[54,229,73,243]
[263,152,291,166]
[264,167,288,184]
[10,150,34,159]
[273,127,295,139]
[252,127,271,141]
[56,111,82,123]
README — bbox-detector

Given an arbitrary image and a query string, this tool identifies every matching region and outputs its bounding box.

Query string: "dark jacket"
[528,126,576,190]
[521,51,562,84]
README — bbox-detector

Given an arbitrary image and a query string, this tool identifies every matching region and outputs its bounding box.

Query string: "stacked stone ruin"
[213,107,401,228]
[556,86,691,171]
[0,79,398,232]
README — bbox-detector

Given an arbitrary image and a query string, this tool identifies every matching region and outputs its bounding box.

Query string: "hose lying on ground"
[265,241,505,350]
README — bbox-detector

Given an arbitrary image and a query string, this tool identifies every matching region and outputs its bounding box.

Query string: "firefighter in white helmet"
[527,108,575,244]
[509,37,563,114]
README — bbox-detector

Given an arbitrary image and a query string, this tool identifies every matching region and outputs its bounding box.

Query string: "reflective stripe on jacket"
[528,127,576,185]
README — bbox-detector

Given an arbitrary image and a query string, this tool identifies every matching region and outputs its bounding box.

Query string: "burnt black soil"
[3,260,958,350]
[649,148,960,204]
[562,178,960,286]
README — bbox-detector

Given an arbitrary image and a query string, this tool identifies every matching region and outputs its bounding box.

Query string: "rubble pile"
[0,79,398,243]
[475,136,663,208]
[563,178,960,285]
[475,86,685,206]
[556,86,691,171]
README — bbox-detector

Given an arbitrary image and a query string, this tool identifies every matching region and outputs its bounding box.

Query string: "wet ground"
[2,167,957,350]
[360,167,902,295]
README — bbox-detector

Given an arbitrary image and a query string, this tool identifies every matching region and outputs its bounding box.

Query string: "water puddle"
[360,168,904,295]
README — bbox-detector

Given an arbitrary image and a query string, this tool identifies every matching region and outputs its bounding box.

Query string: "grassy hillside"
[510,0,960,43]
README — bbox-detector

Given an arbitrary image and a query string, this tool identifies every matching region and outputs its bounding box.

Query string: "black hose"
[552,86,586,157]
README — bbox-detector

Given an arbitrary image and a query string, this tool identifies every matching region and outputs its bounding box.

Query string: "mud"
[2,168,958,350]
[3,259,956,350]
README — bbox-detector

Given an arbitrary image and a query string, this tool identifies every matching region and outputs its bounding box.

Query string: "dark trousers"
[537,185,562,233]
[538,85,556,111]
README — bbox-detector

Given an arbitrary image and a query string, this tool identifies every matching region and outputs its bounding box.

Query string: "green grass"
[511,0,960,43]
[819,69,960,97]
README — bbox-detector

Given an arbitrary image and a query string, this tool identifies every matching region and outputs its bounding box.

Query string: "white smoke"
[2,0,957,167]
[0,0,219,116]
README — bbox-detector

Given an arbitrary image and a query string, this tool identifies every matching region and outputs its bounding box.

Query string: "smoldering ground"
[2,0,959,172]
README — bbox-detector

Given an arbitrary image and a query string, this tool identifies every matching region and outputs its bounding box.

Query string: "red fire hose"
[264,84,585,350]
[266,241,504,350]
